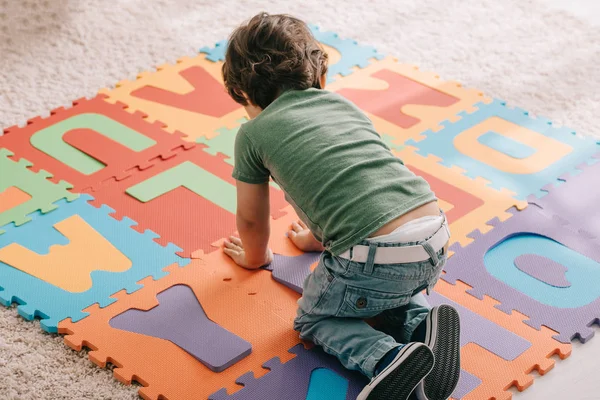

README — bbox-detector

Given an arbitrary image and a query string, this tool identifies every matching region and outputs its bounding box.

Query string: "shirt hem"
[327,193,438,256]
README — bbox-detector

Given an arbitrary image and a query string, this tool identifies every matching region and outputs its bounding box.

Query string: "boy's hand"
[223,236,273,269]
[288,220,325,252]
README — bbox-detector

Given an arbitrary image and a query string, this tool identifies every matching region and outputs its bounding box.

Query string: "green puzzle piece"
[30,114,156,175]
[0,148,79,233]
[198,119,283,190]
[196,119,248,166]
[126,161,237,213]
[381,133,404,152]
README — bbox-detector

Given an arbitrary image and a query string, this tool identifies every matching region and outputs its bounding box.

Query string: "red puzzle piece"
[85,143,287,257]
[408,165,484,223]
[337,69,459,129]
[0,96,194,192]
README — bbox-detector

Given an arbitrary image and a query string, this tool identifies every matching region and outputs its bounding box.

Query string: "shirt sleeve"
[232,127,271,184]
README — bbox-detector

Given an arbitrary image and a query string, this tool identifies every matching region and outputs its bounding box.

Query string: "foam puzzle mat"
[1,23,599,399]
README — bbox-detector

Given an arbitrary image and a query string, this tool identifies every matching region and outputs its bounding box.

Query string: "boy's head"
[222,13,328,113]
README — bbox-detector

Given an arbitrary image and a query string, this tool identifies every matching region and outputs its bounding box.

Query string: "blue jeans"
[293,238,446,378]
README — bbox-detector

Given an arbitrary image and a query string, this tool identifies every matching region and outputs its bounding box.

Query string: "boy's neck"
[244,103,263,119]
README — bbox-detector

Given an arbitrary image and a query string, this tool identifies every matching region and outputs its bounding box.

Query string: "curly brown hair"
[222,13,328,110]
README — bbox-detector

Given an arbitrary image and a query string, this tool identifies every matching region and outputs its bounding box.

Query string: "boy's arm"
[226,181,272,269]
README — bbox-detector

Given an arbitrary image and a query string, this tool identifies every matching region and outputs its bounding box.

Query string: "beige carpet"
[0,1,599,399]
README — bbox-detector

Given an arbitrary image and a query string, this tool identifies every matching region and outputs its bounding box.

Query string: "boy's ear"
[234,88,248,100]
[319,74,327,89]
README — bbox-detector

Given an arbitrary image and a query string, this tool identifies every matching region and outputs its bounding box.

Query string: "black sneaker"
[413,305,461,400]
[357,342,434,400]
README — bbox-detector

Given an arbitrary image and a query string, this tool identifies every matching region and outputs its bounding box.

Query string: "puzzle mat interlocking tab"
[101,24,384,145]
[397,145,527,251]
[0,148,78,233]
[207,343,367,400]
[109,284,253,373]
[199,24,384,82]
[1,95,196,193]
[431,280,571,400]
[0,194,189,332]
[406,99,600,200]
[528,153,600,240]
[57,206,572,400]
[58,254,303,399]
[56,207,320,400]
[326,56,491,144]
[256,211,573,400]
[99,54,247,143]
[442,154,600,344]
[85,144,288,258]
[0,23,598,400]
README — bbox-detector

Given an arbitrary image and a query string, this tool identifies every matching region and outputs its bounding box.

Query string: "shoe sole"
[357,343,435,400]
[421,304,461,400]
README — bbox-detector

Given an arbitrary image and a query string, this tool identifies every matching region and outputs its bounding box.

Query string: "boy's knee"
[293,312,323,340]
[293,318,312,342]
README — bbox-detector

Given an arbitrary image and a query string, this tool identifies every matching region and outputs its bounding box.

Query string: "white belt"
[338,219,450,264]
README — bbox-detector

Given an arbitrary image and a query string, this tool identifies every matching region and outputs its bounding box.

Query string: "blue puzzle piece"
[199,39,228,62]
[477,131,536,159]
[198,26,384,82]
[306,368,349,400]
[0,194,189,332]
[309,24,384,80]
[407,99,599,199]
[484,234,600,308]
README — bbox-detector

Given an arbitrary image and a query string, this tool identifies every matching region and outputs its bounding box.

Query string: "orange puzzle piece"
[100,54,247,141]
[58,249,304,399]
[0,187,32,214]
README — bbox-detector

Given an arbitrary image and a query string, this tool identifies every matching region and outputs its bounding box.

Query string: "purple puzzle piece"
[453,370,482,400]
[207,289,524,400]
[264,253,322,294]
[443,205,600,343]
[515,254,571,288]
[208,344,367,400]
[529,154,600,239]
[427,291,530,398]
[109,284,252,372]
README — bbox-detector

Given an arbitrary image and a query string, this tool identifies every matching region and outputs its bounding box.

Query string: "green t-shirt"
[232,88,436,255]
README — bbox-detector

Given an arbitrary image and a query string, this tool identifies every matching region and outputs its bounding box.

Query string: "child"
[222,13,461,400]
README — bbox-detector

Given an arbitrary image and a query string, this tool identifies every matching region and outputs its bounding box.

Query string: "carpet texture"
[0,1,598,399]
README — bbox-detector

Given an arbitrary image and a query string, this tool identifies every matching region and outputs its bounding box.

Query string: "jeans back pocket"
[339,285,412,318]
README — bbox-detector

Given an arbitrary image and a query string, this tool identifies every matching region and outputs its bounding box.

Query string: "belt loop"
[421,240,439,266]
[363,242,377,275]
